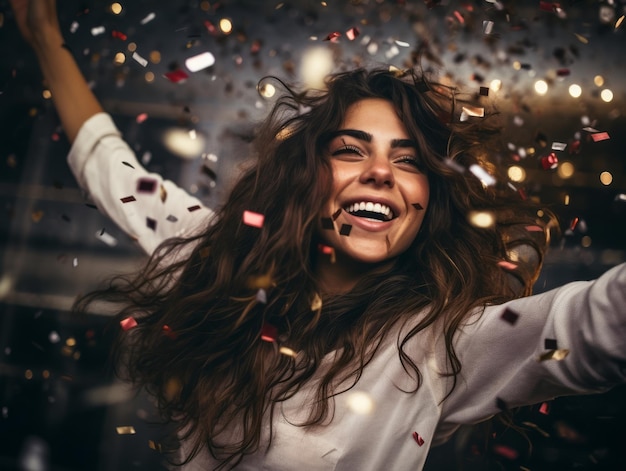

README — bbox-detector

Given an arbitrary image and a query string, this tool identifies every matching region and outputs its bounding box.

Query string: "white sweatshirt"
[68,113,626,470]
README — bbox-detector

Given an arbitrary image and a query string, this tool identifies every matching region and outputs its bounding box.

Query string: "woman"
[10,1,626,470]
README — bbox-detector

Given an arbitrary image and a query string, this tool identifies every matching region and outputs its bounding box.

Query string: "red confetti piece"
[187,205,201,212]
[556,68,570,76]
[412,432,425,446]
[497,260,517,271]
[569,217,579,231]
[541,152,558,170]
[162,325,177,339]
[136,113,148,123]
[525,225,544,232]
[120,196,136,203]
[591,132,610,142]
[164,70,189,83]
[324,32,341,42]
[569,140,581,154]
[345,27,360,40]
[260,323,277,342]
[493,444,519,460]
[111,30,127,41]
[203,20,218,35]
[453,10,465,24]
[539,402,551,415]
[500,309,519,325]
[243,210,265,228]
[120,317,137,331]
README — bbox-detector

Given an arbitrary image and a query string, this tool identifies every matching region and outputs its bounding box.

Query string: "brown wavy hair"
[75,67,552,469]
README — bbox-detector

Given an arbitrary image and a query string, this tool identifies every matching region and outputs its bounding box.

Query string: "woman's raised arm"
[10,0,103,143]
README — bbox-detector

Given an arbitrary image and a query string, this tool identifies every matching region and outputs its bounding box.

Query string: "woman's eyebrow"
[326,129,417,149]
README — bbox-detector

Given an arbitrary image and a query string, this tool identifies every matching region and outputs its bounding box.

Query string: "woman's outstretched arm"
[10,0,103,143]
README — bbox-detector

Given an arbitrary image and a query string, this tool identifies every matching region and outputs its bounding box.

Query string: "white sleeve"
[67,113,214,255]
[440,262,626,427]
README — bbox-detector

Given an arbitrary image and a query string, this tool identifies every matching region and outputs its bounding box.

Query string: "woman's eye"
[395,156,423,170]
[331,145,363,157]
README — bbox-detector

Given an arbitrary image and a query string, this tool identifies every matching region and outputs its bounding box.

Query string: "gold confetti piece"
[148,440,162,452]
[279,346,297,357]
[31,210,44,222]
[538,349,570,362]
[116,426,136,435]
[246,271,273,289]
[574,33,589,44]
[616,15,625,29]
[310,293,322,311]
[164,377,182,401]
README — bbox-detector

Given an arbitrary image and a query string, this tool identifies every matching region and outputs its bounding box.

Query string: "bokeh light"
[534,80,548,95]
[568,84,582,98]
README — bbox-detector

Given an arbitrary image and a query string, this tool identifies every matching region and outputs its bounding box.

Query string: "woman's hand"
[10,0,62,48]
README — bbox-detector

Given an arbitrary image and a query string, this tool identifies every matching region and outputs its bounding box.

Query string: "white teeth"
[344,201,393,219]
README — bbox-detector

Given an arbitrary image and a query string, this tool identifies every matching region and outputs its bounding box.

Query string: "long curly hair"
[75,67,551,469]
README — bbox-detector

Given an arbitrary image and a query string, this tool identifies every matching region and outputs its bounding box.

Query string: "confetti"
[332,208,342,220]
[321,217,334,230]
[544,338,558,349]
[345,27,360,40]
[539,402,551,415]
[590,132,610,142]
[243,210,265,228]
[279,346,297,357]
[551,142,567,151]
[96,229,118,247]
[479,87,489,96]
[111,30,127,41]
[162,325,177,340]
[324,32,341,41]
[256,289,267,304]
[91,26,106,36]
[132,52,148,67]
[541,152,558,170]
[137,178,157,193]
[187,205,201,212]
[538,349,570,361]
[148,440,162,452]
[318,244,336,263]
[500,308,519,325]
[483,20,494,34]
[122,161,135,169]
[146,218,157,231]
[164,70,189,83]
[525,225,544,232]
[140,12,156,25]
[493,444,518,460]
[497,260,517,271]
[166,215,178,223]
[412,432,425,446]
[136,113,148,124]
[185,52,216,72]
[339,224,352,236]
[120,317,138,331]
[116,426,136,435]
[260,323,277,342]
[310,293,322,311]
[469,164,496,186]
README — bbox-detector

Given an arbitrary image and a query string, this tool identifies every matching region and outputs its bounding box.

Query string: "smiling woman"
[8,1,626,470]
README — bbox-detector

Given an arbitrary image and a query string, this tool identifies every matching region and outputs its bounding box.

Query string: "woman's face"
[319,98,430,264]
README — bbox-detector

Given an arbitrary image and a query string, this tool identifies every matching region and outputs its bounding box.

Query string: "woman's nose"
[359,153,394,188]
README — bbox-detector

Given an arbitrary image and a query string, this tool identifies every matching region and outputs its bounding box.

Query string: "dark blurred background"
[0,0,625,470]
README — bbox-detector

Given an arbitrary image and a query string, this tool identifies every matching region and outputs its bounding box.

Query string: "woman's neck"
[315,251,394,295]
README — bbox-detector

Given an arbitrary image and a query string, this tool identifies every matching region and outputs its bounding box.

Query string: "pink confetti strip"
[497,260,518,271]
[591,132,610,142]
[539,402,551,415]
[243,210,265,228]
[346,27,360,40]
[525,225,544,232]
[120,317,137,331]
[493,444,519,460]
